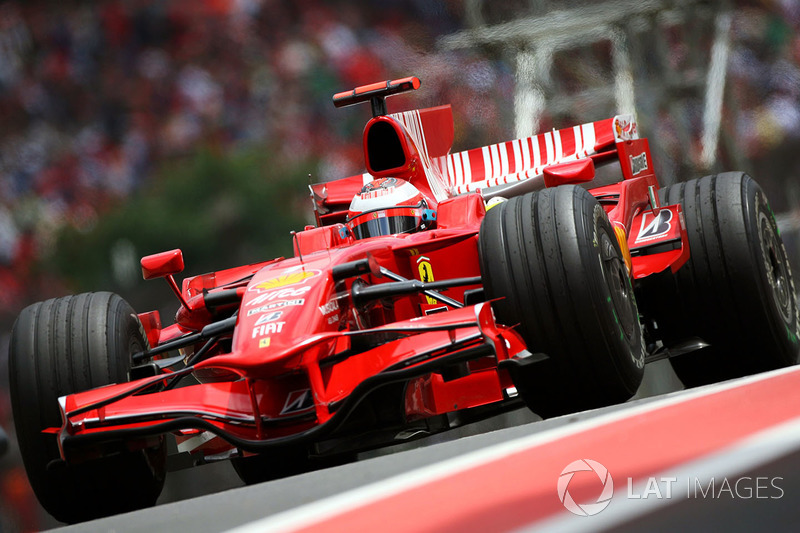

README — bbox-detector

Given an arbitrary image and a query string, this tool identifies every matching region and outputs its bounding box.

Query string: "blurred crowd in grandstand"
[1,0,800,529]
[1,0,799,319]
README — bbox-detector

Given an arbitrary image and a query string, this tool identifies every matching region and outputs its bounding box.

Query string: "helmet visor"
[348,207,422,239]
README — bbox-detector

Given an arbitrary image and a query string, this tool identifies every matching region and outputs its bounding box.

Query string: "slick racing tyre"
[656,173,800,387]
[479,186,645,418]
[9,292,166,523]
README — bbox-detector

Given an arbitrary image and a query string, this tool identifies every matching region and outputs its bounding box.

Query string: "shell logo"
[251,270,319,293]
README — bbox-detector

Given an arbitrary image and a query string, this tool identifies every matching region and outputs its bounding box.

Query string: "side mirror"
[141,249,188,308]
[141,249,184,280]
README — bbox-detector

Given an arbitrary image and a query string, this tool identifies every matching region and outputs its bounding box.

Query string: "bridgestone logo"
[280,389,314,415]
[630,153,648,176]
[635,209,673,244]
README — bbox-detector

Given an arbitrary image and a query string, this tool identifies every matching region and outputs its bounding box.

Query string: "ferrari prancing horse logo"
[417,256,437,305]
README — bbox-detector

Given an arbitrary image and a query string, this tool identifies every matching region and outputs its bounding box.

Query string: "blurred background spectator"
[1,0,799,529]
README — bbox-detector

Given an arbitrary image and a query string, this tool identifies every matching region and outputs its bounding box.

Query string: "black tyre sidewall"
[9,292,166,523]
[749,185,800,363]
[584,201,647,388]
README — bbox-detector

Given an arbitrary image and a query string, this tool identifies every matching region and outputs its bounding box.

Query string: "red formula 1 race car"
[9,76,800,523]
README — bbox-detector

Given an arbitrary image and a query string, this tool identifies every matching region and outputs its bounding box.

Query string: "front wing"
[55,302,523,461]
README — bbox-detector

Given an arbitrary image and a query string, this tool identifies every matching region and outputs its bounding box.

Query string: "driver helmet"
[346,178,433,239]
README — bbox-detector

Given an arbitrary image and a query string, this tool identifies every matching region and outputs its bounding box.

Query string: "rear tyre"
[479,186,645,417]
[657,173,800,386]
[9,292,167,523]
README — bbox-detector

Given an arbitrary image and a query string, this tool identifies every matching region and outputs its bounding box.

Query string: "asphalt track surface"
[46,360,800,532]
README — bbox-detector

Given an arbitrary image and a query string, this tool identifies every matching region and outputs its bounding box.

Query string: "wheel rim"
[600,232,635,339]
[759,212,792,323]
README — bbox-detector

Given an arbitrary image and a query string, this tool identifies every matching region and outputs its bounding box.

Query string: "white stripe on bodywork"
[490,144,501,179]
[553,129,562,161]
[453,152,463,186]
[532,136,541,169]
[415,111,430,162]
[482,146,492,183]
[446,155,456,187]
[461,151,471,184]
[544,132,554,165]
[521,137,531,171]
[573,125,583,157]
[499,142,509,176]
[409,112,424,158]
[582,123,596,154]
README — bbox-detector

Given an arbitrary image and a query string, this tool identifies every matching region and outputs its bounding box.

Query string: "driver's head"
[346,178,432,240]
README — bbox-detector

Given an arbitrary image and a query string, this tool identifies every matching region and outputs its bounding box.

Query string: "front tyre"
[9,292,166,523]
[479,186,645,417]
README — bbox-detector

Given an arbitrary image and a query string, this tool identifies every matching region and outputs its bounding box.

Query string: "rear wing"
[443,115,640,195]
[311,108,652,225]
